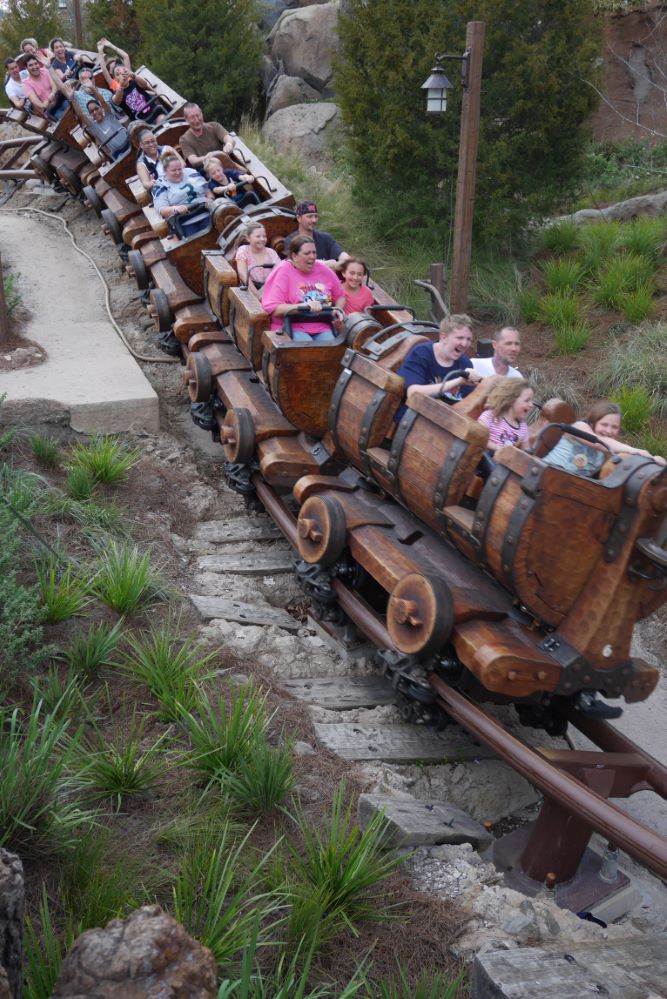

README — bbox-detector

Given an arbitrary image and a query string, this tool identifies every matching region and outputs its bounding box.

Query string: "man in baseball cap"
[284,200,349,270]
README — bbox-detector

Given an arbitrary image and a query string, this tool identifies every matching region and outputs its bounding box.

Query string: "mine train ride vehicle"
[6,70,667,736]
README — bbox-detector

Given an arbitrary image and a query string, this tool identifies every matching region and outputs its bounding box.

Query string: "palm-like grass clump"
[0,699,95,857]
[35,556,91,624]
[92,541,166,614]
[286,782,403,950]
[70,434,141,485]
[123,618,215,719]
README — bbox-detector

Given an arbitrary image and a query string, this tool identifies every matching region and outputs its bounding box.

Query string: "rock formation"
[51,905,218,998]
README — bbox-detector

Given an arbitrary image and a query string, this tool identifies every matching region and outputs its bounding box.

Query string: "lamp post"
[421,21,485,314]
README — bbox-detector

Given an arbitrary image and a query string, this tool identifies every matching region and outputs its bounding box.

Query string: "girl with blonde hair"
[478,377,534,452]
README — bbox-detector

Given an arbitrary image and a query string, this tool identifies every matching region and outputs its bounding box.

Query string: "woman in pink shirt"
[261,235,346,343]
[340,257,374,314]
[478,378,534,452]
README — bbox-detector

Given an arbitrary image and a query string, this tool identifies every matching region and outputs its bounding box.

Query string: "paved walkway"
[0,209,158,434]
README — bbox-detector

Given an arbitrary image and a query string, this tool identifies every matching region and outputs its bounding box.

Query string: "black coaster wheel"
[387,572,454,658]
[296,495,347,567]
[101,208,123,245]
[127,249,150,290]
[221,408,255,464]
[82,184,104,215]
[30,154,54,184]
[183,351,213,402]
[58,164,82,196]
[149,289,172,332]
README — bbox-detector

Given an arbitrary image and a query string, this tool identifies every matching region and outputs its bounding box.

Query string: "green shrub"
[31,663,87,721]
[620,284,655,323]
[286,782,403,950]
[220,740,295,815]
[79,709,170,810]
[592,253,655,310]
[618,217,665,262]
[468,259,523,324]
[0,698,94,856]
[538,221,579,255]
[1,271,22,319]
[66,619,125,680]
[0,503,48,685]
[539,291,581,330]
[70,434,141,485]
[23,887,72,999]
[591,321,667,413]
[66,463,96,501]
[635,426,667,459]
[539,257,586,294]
[612,385,653,434]
[35,556,91,624]
[335,0,601,243]
[181,680,269,780]
[92,541,166,614]
[123,618,215,719]
[518,287,541,324]
[578,222,620,271]
[31,434,60,469]
[374,965,463,999]
[172,824,281,967]
[137,0,262,127]
[554,321,591,355]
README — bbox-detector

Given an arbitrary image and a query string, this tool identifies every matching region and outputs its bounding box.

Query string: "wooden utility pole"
[73,0,84,49]
[0,254,10,347]
[450,20,485,314]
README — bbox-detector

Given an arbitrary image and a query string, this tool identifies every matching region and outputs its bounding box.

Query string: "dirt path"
[0,202,158,432]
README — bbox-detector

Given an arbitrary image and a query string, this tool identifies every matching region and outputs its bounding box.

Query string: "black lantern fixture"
[421,57,453,113]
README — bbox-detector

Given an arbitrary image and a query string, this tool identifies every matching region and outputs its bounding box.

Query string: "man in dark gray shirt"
[284,201,349,270]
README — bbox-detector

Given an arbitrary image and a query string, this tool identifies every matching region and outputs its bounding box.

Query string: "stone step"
[197,551,295,576]
[190,594,301,632]
[283,676,396,710]
[472,934,667,999]
[313,722,495,763]
[358,792,493,850]
[194,519,283,544]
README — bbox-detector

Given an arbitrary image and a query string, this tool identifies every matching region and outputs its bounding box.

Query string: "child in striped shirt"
[478,378,534,452]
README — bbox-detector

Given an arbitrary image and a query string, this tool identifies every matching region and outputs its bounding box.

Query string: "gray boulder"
[0,849,24,999]
[51,904,218,998]
[266,75,321,117]
[268,2,340,95]
[262,102,342,167]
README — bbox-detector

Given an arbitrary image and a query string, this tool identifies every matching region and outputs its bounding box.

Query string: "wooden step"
[283,677,396,710]
[313,722,494,763]
[197,551,294,576]
[472,935,667,999]
[194,519,282,543]
[190,594,301,632]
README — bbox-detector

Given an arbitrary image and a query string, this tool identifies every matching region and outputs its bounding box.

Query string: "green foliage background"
[84,0,141,55]
[336,0,602,247]
[0,0,64,60]
[136,0,262,127]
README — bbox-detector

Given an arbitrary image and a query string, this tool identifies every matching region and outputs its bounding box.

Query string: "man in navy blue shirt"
[395,314,482,421]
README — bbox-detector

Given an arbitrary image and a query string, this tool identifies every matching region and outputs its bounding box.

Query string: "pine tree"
[85,0,141,55]
[0,0,65,60]
[335,0,602,243]
[136,0,262,127]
